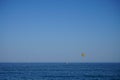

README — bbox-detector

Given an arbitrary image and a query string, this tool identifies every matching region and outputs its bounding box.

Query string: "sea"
[0,63,120,80]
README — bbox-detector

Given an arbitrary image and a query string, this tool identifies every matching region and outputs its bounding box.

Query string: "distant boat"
[66,62,69,64]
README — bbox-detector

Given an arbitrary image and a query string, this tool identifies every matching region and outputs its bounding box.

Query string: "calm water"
[0,63,120,80]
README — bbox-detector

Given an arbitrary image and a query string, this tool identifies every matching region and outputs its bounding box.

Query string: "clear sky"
[0,0,120,62]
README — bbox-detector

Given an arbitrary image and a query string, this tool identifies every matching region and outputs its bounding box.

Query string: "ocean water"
[0,63,120,80]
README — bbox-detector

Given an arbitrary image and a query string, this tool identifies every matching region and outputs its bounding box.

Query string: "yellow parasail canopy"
[81,52,85,57]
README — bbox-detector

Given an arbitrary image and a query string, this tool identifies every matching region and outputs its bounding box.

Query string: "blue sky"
[0,0,120,62]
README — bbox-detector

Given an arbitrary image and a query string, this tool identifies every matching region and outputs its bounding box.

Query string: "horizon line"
[0,62,120,63]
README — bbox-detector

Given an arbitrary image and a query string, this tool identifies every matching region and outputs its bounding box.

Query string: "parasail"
[81,52,85,57]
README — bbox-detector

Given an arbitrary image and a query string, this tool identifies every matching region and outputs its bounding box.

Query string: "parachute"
[81,52,85,57]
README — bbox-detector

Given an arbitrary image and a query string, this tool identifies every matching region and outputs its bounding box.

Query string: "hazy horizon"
[0,0,120,63]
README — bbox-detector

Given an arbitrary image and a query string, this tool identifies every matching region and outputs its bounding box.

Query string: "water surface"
[0,63,120,80]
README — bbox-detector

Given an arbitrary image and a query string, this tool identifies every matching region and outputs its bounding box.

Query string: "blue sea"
[0,63,120,80]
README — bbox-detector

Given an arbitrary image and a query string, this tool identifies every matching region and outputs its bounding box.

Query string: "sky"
[0,0,120,62]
